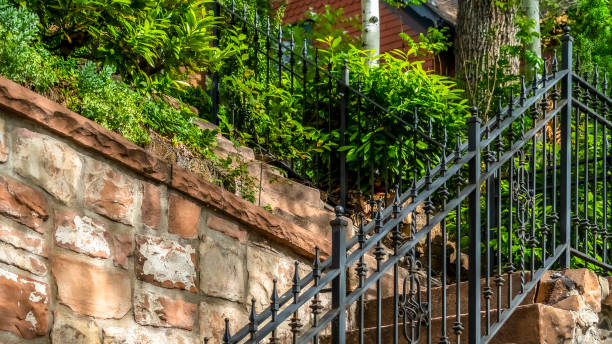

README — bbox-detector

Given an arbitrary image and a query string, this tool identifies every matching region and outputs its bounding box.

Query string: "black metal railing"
[209,0,450,210]
[210,25,612,344]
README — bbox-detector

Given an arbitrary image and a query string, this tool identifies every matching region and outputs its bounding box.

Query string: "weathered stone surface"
[0,267,49,339]
[564,268,602,312]
[248,162,321,208]
[135,234,197,293]
[142,183,162,229]
[52,254,131,319]
[490,303,575,344]
[0,242,47,275]
[0,175,48,232]
[103,326,196,344]
[0,118,7,162]
[552,295,581,311]
[200,231,246,302]
[199,300,248,343]
[205,211,246,243]
[535,270,573,305]
[0,221,47,256]
[247,244,309,312]
[168,193,200,239]
[134,289,197,331]
[111,232,132,269]
[0,77,171,183]
[51,310,101,344]
[84,159,140,226]
[171,165,330,259]
[13,128,82,205]
[604,276,612,307]
[55,210,111,259]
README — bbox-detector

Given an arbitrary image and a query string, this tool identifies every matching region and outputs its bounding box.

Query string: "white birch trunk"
[361,0,380,59]
[523,0,541,60]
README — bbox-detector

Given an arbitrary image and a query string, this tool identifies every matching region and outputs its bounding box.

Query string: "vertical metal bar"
[593,120,599,258]
[560,27,574,268]
[331,206,347,344]
[467,109,482,344]
[340,63,349,208]
[374,202,384,344]
[604,131,609,264]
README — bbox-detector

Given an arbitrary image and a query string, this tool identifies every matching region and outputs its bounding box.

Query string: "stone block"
[142,183,162,230]
[205,211,246,243]
[552,294,581,311]
[111,232,133,269]
[199,299,248,343]
[13,128,82,205]
[0,118,7,162]
[0,267,49,339]
[200,231,246,302]
[84,159,139,226]
[564,268,602,312]
[0,241,47,275]
[247,244,309,312]
[168,193,200,239]
[604,276,612,307]
[135,234,197,293]
[55,210,111,259]
[248,162,321,209]
[134,289,197,331]
[102,326,196,344]
[51,310,101,344]
[0,175,48,232]
[51,254,131,319]
[0,221,47,256]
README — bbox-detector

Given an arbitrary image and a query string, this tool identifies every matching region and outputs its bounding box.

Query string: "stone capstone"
[0,267,49,339]
[51,310,101,344]
[55,210,111,259]
[13,128,82,205]
[0,175,48,232]
[84,158,139,226]
[135,234,197,293]
[168,193,200,239]
[51,254,131,319]
[134,289,197,331]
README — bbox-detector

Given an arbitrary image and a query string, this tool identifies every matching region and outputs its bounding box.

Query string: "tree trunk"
[455,0,520,117]
[523,0,542,61]
[361,0,380,58]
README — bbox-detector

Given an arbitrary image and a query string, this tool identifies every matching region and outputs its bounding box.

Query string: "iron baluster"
[310,248,323,344]
[551,85,560,254]
[438,131,450,344]
[582,108,590,252]
[340,63,349,208]
[289,30,295,93]
[331,206,347,344]
[269,280,279,344]
[289,262,302,343]
[560,27,574,267]
[483,126,494,336]
[540,98,550,263]
[356,214,367,344]
[374,200,385,344]
[467,108,481,344]
[393,185,403,344]
[452,134,465,344]
[424,160,434,344]
[223,318,231,344]
[495,98,505,323]
[249,298,258,341]
[277,24,282,88]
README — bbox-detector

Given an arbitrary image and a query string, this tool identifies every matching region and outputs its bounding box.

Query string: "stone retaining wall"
[0,77,331,343]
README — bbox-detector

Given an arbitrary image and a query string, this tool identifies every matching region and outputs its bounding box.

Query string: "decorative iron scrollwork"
[399,253,429,343]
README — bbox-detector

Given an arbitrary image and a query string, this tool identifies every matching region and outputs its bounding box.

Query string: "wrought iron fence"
[209,0,450,210]
[208,20,612,344]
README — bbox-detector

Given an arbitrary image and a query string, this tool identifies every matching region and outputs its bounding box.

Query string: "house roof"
[405,0,457,28]
[425,0,458,26]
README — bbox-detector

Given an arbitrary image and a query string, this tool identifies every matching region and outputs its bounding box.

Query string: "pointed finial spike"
[249,298,257,322]
[223,318,231,343]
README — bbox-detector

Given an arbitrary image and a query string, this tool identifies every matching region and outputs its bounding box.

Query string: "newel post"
[331,206,347,344]
[560,26,574,268]
[467,108,482,344]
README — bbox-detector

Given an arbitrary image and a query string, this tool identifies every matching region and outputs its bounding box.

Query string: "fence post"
[339,62,349,208]
[210,1,221,124]
[560,26,574,268]
[331,206,347,344]
[467,108,482,344]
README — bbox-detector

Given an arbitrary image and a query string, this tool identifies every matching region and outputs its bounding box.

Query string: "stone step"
[323,303,573,344]
[360,272,535,327]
